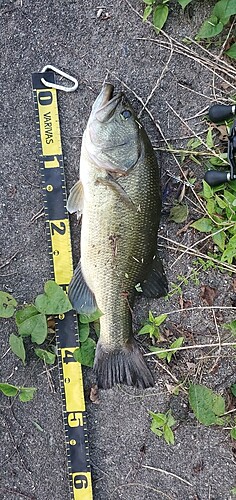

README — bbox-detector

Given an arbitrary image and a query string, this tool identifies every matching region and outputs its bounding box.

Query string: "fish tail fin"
[94,338,154,389]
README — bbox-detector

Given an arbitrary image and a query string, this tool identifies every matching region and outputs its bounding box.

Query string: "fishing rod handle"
[208,104,235,123]
[204,170,231,187]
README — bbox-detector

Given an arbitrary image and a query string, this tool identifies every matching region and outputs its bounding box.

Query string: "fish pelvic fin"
[67,180,84,218]
[94,338,154,389]
[68,261,97,314]
[141,253,168,298]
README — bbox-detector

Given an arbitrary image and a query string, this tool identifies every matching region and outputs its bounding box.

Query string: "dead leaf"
[90,384,100,404]
[232,278,236,293]
[200,285,217,306]
[212,124,228,142]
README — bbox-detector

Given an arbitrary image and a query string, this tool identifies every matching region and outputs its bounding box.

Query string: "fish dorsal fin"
[68,261,97,314]
[141,253,168,298]
[67,180,84,217]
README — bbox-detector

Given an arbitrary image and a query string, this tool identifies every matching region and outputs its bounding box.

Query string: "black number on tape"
[38,90,53,106]
[51,221,66,236]
[74,474,88,489]
[63,349,75,364]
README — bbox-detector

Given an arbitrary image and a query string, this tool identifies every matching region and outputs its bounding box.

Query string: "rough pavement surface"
[1,1,236,499]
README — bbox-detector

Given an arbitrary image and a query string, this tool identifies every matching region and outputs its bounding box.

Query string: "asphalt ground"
[1,1,236,499]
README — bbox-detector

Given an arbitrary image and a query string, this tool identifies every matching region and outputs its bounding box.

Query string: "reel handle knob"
[208,104,235,123]
[204,170,230,187]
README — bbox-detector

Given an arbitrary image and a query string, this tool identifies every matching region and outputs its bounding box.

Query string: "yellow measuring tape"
[32,71,93,500]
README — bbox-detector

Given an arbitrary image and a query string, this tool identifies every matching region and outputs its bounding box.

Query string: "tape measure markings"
[32,72,93,500]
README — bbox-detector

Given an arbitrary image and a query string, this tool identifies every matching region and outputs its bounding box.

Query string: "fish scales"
[67,83,168,389]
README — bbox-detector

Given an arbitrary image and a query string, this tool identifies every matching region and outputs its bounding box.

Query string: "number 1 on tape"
[32,71,93,500]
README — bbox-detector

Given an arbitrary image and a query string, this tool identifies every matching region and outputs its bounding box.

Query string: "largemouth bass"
[67,83,168,389]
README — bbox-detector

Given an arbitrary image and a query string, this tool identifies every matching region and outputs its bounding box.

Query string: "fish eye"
[121,110,132,120]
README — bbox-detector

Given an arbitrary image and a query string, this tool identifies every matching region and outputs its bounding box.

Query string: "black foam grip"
[208,104,234,123]
[204,170,229,187]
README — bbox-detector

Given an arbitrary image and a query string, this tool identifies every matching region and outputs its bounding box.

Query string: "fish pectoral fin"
[140,253,168,299]
[67,180,84,217]
[96,176,134,209]
[68,261,97,314]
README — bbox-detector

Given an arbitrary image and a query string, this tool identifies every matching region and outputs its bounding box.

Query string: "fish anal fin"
[67,180,84,217]
[94,338,154,389]
[141,253,168,298]
[68,261,97,314]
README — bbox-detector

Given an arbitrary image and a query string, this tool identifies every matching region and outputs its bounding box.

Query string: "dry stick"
[125,0,236,79]
[187,35,236,75]
[219,19,236,58]
[212,309,222,355]
[110,482,174,500]
[142,465,193,487]
[170,224,235,270]
[144,341,236,358]
[138,37,236,92]
[177,82,220,102]
[0,251,19,270]
[166,101,228,164]
[139,36,174,116]
[158,234,236,273]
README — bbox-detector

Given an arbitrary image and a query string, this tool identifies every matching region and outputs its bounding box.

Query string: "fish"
[67,83,168,389]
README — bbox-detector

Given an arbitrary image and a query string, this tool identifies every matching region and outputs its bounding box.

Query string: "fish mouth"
[92,83,123,122]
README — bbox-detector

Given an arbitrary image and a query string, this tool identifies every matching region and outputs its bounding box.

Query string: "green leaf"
[79,309,103,324]
[153,4,168,33]
[169,202,188,223]
[189,384,225,425]
[143,5,152,21]
[202,180,214,199]
[224,320,236,336]
[0,382,18,397]
[138,324,152,335]
[206,127,214,148]
[143,0,155,4]
[231,384,236,397]
[214,0,236,18]
[18,313,48,345]
[154,313,167,326]
[231,487,236,495]
[196,15,224,39]
[79,322,90,342]
[15,305,39,326]
[34,348,56,365]
[225,42,236,60]
[35,281,72,315]
[149,310,155,323]
[19,387,37,402]
[231,427,236,440]
[215,195,227,209]
[164,425,175,445]
[9,334,26,365]
[191,217,213,233]
[167,337,184,363]
[206,199,215,215]
[73,338,96,367]
[177,0,192,8]
[212,230,226,252]
[0,291,17,318]
[149,411,167,426]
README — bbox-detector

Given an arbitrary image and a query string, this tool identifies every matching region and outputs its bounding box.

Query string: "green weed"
[149,409,176,444]
[142,0,236,59]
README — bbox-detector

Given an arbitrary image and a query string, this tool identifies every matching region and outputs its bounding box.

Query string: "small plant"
[150,336,184,362]
[149,409,176,444]
[0,281,72,365]
[191,179,236,264]
[142,0,236,59]
[73,310,102,367]
[138,310,167,341]
[0,383,36,402]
